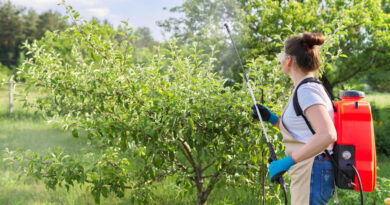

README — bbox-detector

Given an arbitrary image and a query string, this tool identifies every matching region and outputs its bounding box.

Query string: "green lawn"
[0,86,98,204]
[365,92,390,109]
[0,86,389,204]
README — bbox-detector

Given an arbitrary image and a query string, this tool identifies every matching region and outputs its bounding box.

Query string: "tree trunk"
[197,196,207,205]
[195,163,221,205]
[178,139,219,205]
[320,75,335,100]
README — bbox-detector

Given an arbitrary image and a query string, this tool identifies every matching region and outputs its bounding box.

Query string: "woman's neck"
[290,68,314,87]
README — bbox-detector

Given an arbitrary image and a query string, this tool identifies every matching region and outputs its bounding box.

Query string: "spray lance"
[224,24,288,205]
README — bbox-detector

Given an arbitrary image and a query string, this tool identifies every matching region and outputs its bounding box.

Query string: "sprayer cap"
[340,90,365,98]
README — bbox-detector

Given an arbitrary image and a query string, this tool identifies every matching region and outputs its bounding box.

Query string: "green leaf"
[72,129,79,138]
[340,54,348,58]
[73,12,80,19]
[91,52,98,61]
[186,118,194,138]
[120,21,129,26]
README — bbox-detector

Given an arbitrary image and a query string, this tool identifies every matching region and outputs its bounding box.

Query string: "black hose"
[350,164,364,205]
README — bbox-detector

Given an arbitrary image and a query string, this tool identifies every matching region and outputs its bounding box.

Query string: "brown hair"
[285,32,325,72]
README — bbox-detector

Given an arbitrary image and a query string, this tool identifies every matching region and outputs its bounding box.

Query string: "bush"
[371,103,390,156]
[0,63,10,82]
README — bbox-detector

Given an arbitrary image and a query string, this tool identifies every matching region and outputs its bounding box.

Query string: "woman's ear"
[287,56,294,66]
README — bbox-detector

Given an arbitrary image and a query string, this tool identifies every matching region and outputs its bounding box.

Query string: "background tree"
[0,1,25,68]
[36,10,68,38]
[0,1,68,71]
[133,27,157,51]
[22,10,39,42]
[158,0,245,80]
[131,27,158,64]
[161,0,390,96]
[240,0,390,97]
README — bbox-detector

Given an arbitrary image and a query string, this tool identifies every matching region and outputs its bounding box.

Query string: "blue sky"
[11,0,184,41]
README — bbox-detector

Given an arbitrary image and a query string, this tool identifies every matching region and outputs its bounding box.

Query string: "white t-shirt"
[282,81,335,150]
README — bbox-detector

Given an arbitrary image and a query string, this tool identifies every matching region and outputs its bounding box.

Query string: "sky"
[10,0,184,42]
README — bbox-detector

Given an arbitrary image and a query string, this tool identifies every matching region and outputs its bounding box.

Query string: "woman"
[252,32,337,205]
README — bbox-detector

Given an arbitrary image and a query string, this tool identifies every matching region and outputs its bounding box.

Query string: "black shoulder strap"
[292,77,336,135]
[293,77,321,117]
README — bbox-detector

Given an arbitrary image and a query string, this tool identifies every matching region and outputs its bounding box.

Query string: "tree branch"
[84,179,133,189]
[173,157,188,171]
[332,56,376,86]
[201,174,215,179]
[177,138,197,169]
[144,167,186,184]
[201,162,226,201]
[201,159,216,172]
[160,152,188,171]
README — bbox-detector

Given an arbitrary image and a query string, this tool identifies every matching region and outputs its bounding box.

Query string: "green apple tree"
[7,4,291,205]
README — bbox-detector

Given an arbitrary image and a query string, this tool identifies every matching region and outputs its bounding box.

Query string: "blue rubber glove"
[269,154,296,181]
[251,104,279,125]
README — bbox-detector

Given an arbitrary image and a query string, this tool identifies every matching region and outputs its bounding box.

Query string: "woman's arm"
[290,104,337,162]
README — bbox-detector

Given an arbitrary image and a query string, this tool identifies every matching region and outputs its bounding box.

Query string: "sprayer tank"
[334,90,376,192]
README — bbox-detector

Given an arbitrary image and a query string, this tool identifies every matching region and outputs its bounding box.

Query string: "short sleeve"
[297,83,328,113]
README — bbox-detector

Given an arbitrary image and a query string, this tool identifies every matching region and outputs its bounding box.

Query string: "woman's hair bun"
[302,32,325,49]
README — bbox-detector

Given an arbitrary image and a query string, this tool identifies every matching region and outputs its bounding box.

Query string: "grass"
[0,86,389,204]
[0,86,97,204]
[365,92,390,109]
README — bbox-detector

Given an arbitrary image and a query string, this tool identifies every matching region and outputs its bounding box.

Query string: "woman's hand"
[269,154,297,181]
[251,104,279,125]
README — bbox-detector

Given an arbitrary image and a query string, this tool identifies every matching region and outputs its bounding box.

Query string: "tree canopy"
[160,0,390,95]
[0,1,68,69]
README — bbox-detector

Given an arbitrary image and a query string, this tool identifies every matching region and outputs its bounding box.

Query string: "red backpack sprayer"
[333,90,376,193]
[293,78,376,205]
[224,24,376,205]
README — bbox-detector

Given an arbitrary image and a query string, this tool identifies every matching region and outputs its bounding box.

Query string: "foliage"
[366,70,390,92]
[132,27,157,51]
[241,0,390,96]
[158,0,246,81]
[159,0,241,42]
[162,0,390,94]
[371,103,390,156]
[364,92,390,156]
[374,119,390,156]
[131,27,159,64]
[10,4,293,204]
[0,1,68,69]
[0,62,10,82]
